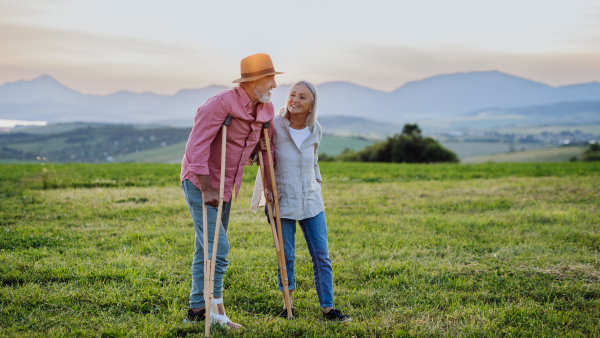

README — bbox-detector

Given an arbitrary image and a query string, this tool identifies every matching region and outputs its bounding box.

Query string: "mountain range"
[1,71,600,125]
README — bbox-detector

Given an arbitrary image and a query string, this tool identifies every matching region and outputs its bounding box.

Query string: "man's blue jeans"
[266,209,334,308]
[182,180,231,309]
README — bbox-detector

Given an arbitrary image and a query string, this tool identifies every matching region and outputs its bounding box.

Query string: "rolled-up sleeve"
[185,97,228,176]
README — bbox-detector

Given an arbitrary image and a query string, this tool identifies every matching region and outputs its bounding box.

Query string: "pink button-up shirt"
[181,84,275,202]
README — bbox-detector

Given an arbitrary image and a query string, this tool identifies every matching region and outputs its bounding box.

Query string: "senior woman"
[252,80,350,322]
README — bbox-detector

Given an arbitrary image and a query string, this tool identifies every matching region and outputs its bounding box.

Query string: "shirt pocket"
[301,146,318,195]
[275,160,295,205]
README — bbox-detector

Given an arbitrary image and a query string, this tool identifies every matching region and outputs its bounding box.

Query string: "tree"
[582,143,600,161]
[339,124,459,163]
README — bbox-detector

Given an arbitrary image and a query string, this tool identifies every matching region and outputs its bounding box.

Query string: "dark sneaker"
[323,308,351,323]
[277,307,294,319]
[184,308,206,323]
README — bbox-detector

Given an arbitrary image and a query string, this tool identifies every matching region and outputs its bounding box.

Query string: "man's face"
[253,75,277,103]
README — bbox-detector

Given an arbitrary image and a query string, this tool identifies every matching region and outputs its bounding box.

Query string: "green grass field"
[463,146,587,164]
[318,136,374,157]
[117,142,187,163]
[1,162,600,337]
[440,142,549,159]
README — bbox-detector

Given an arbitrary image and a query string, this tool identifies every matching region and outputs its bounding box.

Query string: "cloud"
[281,42,600,91]
[0,0,50,19]
[0,22,235,94]
[1,13,600,95]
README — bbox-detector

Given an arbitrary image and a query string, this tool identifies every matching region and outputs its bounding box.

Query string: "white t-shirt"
[289,126,312,150]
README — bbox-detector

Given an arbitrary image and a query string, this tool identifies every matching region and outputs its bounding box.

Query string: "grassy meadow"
[463,146,588,164]
[1,162,600,337]
[440,142,549,160]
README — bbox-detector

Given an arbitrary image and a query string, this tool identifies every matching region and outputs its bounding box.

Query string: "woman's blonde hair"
[278,80,318,127]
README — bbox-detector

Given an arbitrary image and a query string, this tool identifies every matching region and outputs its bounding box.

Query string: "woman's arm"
[314,152,322,184]
[314,127,323,184]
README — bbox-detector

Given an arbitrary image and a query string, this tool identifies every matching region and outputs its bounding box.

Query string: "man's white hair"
[278,80,318,127]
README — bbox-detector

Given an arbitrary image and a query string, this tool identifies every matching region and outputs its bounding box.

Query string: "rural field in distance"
[1,162,599,337]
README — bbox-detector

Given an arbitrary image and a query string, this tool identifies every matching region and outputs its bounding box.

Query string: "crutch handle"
[262,121,270,129]
[223,115,233,126]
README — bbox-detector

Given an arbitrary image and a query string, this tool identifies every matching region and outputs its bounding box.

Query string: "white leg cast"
[208,298,231,325]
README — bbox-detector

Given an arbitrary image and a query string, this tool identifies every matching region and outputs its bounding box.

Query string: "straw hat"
[232,53,284,83]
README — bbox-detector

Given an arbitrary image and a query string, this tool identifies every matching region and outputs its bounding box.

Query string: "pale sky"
[1,0,599,95]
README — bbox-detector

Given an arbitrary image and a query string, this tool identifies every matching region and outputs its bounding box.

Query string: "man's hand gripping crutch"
[202,115,233,337]
[257,121,293,319]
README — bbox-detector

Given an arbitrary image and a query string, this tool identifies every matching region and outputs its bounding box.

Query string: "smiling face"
[253,75,277,103]
[287,83,314,116]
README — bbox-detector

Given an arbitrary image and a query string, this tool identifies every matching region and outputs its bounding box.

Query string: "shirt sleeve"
[314,126,322,182]
[185,97,228,176]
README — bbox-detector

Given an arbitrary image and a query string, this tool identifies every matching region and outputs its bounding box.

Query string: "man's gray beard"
[255,86,272,103]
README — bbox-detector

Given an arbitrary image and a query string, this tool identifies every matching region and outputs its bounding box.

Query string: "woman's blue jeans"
[182,180,231,309]
[266,209,334,308]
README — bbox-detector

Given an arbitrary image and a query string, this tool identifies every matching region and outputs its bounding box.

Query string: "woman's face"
[287,83,313,116]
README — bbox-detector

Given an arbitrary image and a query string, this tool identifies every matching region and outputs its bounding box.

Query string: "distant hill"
[317,116,403,139]
[387,72,600,118]
[16,116,400,140]
[0,123,374,163]
[1,72,600,125]
[0,75,229,124]
[268,71,600,122]
[453,100,600,128]
[0,124,191,162]
[474,100,600,120]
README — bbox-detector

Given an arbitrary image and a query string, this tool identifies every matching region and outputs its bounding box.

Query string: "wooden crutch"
[257,121,293,318]
[203,115,232,337]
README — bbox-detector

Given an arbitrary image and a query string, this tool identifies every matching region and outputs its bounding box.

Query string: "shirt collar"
[236,84,253,109]
[283,115,313,133]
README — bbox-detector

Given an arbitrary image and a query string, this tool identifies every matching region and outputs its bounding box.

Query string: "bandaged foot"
[209,298,243,330]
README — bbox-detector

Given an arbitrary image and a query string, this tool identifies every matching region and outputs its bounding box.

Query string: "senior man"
[180,53,282,328]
